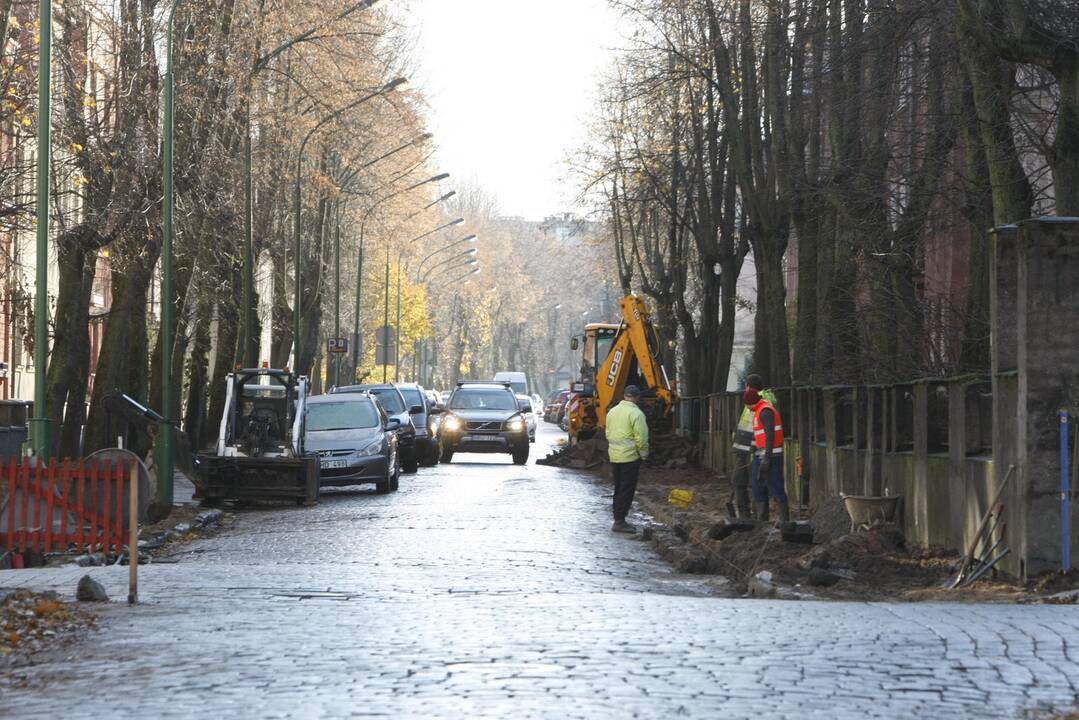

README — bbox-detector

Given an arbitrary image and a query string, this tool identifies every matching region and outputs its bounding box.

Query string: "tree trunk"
[182,296,213,449]
[84,250,157,455]
[44,236,96,457]
[206,267,240,451]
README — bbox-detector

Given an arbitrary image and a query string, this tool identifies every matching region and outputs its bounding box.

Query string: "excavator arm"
[593,295,676,428]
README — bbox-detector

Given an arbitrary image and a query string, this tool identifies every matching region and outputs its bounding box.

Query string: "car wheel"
[390,455,400,491]
[440,445,454,463]
[402,449,419,474]
[511,445,529,465]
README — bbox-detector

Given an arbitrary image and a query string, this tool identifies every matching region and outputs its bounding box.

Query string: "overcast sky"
[407,0,620,220]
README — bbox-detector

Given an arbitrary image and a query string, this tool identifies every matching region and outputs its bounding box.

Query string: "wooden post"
[128,462,138,605]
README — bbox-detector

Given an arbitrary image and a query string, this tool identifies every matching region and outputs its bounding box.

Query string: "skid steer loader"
[194,367,319,506]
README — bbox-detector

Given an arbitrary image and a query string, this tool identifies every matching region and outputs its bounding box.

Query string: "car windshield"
[450,389,517,411]
[306,401,380,431]
[399,387,423,409]
[509,382,526,394]
[367,388,405,413]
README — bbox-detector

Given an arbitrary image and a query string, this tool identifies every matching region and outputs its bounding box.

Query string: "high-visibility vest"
[733,407,754,451]
[752,400,784,454]
[735,389,777,451]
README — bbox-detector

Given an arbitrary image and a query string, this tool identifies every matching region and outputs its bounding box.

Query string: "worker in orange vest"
[744,386,789,522]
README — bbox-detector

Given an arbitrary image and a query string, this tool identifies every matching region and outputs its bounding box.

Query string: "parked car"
[439,381,531,465]
[546,389,571,424]
[516,394,537,443]
[425,390,445,440]
[303,393,400,494]
[331,384,418,473]
[395,382,443,466]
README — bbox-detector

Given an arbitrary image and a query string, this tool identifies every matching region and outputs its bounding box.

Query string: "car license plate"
[320,459,347,469]
[465,435,500,442]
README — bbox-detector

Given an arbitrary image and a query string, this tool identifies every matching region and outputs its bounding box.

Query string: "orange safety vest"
[752,400,784,455]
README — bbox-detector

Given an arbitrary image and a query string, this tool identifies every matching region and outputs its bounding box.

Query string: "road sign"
[375,325,396,365]
[327,338,349,354]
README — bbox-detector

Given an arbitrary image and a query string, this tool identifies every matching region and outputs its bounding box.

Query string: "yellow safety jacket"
[606,400,649,463]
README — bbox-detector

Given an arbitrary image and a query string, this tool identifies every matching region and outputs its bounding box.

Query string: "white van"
[493,371,528,396]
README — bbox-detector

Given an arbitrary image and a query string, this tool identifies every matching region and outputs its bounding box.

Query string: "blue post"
[1062,410,1071,572]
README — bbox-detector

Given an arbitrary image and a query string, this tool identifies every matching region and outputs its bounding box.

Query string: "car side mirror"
[409,404,423,414]
[570,337,579,351]
[385,418,402,430]
[430,404,445,414]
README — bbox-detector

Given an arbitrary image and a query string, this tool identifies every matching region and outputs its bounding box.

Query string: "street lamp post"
[29,0,52,459]
[242,0,385,367]
[329,134,433,387]
[292,77,407,373]
[391,218,464,382]
[414,234,477,282]
[421,247,478,284]
[353,175,449,379]
[432,264,481,293]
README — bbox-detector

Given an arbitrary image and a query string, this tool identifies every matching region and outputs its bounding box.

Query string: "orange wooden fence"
[2,458,130,557]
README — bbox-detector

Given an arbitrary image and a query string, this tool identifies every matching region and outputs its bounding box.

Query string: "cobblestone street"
[2,424,1078,718]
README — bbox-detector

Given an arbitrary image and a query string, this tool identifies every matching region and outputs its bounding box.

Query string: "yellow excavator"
[567,294,677,442]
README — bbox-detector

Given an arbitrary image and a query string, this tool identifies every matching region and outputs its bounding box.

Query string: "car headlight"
[356,437,384,457]
[443,415,462,432]
[506,416,526,432]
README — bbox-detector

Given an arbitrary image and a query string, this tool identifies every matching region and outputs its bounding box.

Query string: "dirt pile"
[623,466,1018,600]
[536,430,699,469]
[536,434,609,469]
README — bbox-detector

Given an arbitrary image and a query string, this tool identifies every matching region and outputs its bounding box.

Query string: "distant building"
[538,213,599,247]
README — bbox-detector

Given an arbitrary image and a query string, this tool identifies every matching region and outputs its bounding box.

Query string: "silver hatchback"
[304,393,401,494]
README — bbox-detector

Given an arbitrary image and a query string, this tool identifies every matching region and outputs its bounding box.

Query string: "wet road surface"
[1,423,1078,718]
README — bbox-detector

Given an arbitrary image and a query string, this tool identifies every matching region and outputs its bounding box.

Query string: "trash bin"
[0,426,27,460]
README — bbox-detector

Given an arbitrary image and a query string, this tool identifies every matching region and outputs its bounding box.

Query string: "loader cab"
[578,323,619,384]
[227,368,307,458]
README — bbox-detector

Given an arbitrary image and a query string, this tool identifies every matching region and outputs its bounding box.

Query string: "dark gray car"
[439,381,530,465]
[331,384,419,474]
[395,382,443,467]
[304,393,400,494]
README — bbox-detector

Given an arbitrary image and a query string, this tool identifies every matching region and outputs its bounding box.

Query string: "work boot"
[611,519,636,534]
[754,501,769,522]
[777,502,791,523]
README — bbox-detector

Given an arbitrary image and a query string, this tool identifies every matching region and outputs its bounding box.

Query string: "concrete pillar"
[995,218,1079,576]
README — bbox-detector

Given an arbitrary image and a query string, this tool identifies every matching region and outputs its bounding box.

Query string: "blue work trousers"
[751,452,788,503]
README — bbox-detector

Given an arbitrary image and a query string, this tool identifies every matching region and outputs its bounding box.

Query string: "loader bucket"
[194,455,319,506]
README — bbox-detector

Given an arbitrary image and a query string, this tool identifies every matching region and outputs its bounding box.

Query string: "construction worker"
[606,384,649,534]
[731,374,774,519]
[745,385,789,523]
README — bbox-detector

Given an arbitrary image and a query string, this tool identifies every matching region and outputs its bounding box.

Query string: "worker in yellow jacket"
[606,385,650,534]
